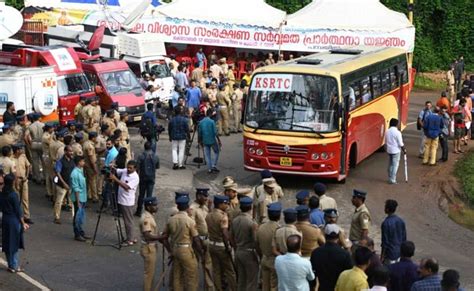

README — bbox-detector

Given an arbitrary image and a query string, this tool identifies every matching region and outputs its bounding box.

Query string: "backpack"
[141,152,159,180]
[417,110,428,130]
[140,117,155,139]
[453,111,465,125]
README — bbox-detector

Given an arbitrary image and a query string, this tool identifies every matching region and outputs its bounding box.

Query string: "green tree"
[6,0,24,10]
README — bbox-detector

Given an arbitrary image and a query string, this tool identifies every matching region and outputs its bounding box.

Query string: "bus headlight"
[256,149,263,156]
[311,153,319,160]
[118,106,126,112]
[248,147,256,154]
[320,152,329,160]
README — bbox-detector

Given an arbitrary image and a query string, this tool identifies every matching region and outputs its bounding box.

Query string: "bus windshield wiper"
[283,122,324,137]
[252,117,289,133]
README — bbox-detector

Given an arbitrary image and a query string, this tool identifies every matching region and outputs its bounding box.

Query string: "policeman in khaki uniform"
[349,189,371,248]
[12,115,27,143]
[222,180,240,222]
[117,112,131,161]
[254,175,284,224]
[102,110,117,133]
[74,96,86,123]
[0,145,17,175]
[95,124,109,195]
[71,133,84,157]
[0,124,16,149]
[272,208,302,255]
[49,129,67,164]
[83,132,99,202]
[12,144,33,224]
[256,202,282,291]
[85,97,101,133]
[140,197,166,291]
[66,120,77,137]
[42,123,55,199]
[163,195,203,291]
[295,205,325,259]
[216,84,231,136]
[231,196,259,291]
[190,188,214,291]
[324,208,351,251]
[111,102,121,125]
[25,113,44,183]
[206,195,237,291]
[296,189,311,206]
[231,83,244,133]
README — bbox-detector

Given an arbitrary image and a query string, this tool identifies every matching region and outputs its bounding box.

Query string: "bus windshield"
[246,73,339,133]
[57,73,92,97]
[100,70,142,94]
[149,61,172,78]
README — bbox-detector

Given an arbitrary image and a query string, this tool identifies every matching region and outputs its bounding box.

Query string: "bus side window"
[399,62,409,84]
[85,72,98,87]
[371,72,382,98]
[350,81,361,109]
[127,62,141,78]
[361,77,371,104]
[381,69,391,93]
[391,66,399,88]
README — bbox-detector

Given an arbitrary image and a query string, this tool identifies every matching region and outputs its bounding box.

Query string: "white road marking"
[0,257,50,290]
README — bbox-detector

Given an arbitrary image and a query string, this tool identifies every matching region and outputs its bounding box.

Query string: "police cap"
[295,205,310,216]
[260,169,273,179]
[144,196,158,206]
[2,123,11,130]
[16,115,25,122]
[239,196,253,206]
[267,202,282,214]
[67,120,76,127]
[323,208,338,218]
[196,188,210,196]
[296,190,310,201]
[176,195,190,206]
[283,208,297,220]
[313,182,327,195]
[88,131,98,138]
[353,189,367,199]
[12,143,25,151]
[175,192,189,200]
[74,132,83,139]
[214,195,229,205]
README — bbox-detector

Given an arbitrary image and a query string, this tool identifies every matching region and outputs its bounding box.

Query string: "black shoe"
[81,234,91,239]
[172,164,179,170]
[179,166,186,170]
[75,236,86,242]
[24,218,34,224]
[134,212,142,217]
[211,167,220,173]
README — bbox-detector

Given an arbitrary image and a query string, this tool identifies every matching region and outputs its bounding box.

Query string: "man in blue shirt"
[388,241,419,291]
[198,108,221,173]
[186,80,202,120]
[105,138,118,167]
[168,106,190,169]
[141,103,158,153]
[196,48,206,68]
[175,65,189,90]
[308,196,325,227]
[381,199,406,264]
[411,258,441,291]
[422,108,443,166]
[70,156,88,242]
[417,101,433,157]
[275,235,315,291]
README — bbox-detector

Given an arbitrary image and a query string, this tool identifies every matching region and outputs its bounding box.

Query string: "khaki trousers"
[261,256,277,291]
[173,247,199,291]
[209,245,236,291]
[54,185,72,220]
[235,249,259,291]
[85,170,98,200]
[43,155,54,197]
[232,106,242,132]
[423,137,439,165]
[31,149,43,181]
[141,243,157,291]
[217,107,230,135]
[200,240,215,290]
[15,179,29,219]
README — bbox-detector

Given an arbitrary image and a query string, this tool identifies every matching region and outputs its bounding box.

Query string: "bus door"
[340,89,350,176]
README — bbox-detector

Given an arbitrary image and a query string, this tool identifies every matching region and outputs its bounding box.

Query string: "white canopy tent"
[24,0,163,13]
[286,0,413,32]
[154,0,286,29]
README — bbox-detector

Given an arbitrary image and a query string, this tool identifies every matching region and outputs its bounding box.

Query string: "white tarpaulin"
[285,0,415,52]
[154,0,286,29]
[24,0,162,12]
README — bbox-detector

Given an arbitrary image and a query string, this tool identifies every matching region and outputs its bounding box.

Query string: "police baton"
[153,256,173,291]
[403,152,408,183]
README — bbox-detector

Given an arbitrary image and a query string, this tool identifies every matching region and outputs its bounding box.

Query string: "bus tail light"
[311,153,319,160]
[256,149,263,156]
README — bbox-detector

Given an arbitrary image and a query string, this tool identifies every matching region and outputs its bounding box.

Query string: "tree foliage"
[267,0,474,72]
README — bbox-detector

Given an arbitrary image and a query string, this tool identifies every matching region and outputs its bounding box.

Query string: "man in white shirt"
[110,160,140,245]
[275,234,315,291]
[384,118,406,184]
[370,266,390,291]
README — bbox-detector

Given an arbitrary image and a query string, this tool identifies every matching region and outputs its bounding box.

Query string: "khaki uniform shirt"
[71,142,83,157]
[49,139,65,162]
[191,67,203,82]
[95,134,107,160]
[295,221,325,257]
[140,210,158,244]
[91,105,102,126]
[166,211,199,245]
[216,91,231,108]
[74,103,83,123]
[447,70,455,86]
[82,104,93,126]
[42,132,52,155]
[349,204,371,241]
[272,224,302,254]
[113,111,120,125]
[232,212,257,250]
[190,201,209,236]
[117,121,129,148]
[27,121,44,143]
[227,196,240,222]
[254,184,284,223]
[12,125,26,143]
[0,132,16,149]
[207,88,218,106]
[319,194,338,210]
[13,154,30,179]
[102,117,116,133]
[0,156,16,175]
[232,89,243,110]
[83,140,96,170]
[206,208,229,243]
[256,220,279,258]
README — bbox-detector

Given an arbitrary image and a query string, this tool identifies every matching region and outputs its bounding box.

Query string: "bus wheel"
[349,144,357,169]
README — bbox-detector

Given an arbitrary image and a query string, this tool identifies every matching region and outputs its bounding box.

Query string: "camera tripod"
[91,179,125,250]
[184,123,206,168]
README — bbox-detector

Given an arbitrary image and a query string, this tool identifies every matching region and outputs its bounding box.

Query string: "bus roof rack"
[330,49,362,55]
[296,58,322,65]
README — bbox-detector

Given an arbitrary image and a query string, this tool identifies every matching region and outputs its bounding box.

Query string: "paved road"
[2,90,473,290]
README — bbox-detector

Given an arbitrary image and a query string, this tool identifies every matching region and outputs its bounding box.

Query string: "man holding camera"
[109,160,140,246]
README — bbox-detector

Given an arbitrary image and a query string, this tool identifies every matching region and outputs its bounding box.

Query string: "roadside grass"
[452,150,474,230]
[413,74,446,91]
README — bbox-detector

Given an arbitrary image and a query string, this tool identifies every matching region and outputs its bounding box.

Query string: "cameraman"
[109,160,139,246]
